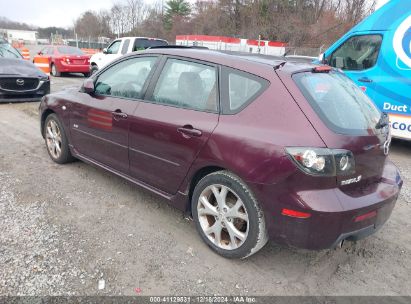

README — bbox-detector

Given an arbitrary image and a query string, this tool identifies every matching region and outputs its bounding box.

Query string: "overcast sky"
[0,0,391,28]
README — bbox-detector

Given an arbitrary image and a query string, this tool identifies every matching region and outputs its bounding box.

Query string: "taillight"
[61,57,70,63]
[286,147,355,177]
[312,66,332,73]
[355,210,377,222]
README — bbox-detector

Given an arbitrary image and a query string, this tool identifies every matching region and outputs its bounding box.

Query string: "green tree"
[164,0,191,31]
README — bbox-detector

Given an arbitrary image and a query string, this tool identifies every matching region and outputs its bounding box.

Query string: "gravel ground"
[0,75,411,296]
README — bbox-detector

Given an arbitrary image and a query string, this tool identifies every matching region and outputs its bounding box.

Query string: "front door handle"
[112,110,128,120]
[178,125,202,137]
[358,77,373,83]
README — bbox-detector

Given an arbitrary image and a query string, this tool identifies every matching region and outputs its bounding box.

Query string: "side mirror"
[103,48,108,54]
[319,53,325,64]
[83,78,95,94]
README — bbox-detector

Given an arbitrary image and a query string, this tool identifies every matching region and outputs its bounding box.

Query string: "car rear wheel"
[44,114,74,164]
[51,64,61,77]
[83,72,91,77]
[192,171,268,259]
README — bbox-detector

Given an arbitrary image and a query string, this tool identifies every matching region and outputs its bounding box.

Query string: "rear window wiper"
[376,112,389,129]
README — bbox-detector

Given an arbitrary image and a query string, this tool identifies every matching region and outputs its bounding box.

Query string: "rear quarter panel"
[181,70,325,190]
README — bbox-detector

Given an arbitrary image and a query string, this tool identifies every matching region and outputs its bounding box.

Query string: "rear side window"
[294,71,381,135]
[133,39,168,51]
[57,46,84,55]
[221,67,269,114]
[328,35,382,71]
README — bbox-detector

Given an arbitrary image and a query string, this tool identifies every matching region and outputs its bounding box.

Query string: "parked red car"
[39,47,402,259]
[35,46,90,77]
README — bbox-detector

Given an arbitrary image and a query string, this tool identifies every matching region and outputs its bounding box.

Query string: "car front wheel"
[90,65,98,75]
[192,171,268,259]
[44,114,74,164]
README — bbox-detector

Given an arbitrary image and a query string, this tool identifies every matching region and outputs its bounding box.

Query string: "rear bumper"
[0,80,50,103]
[56,62,89,73]
[252,160,402,250]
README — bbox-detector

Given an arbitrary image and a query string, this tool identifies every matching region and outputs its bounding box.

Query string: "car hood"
[0,58,48,78]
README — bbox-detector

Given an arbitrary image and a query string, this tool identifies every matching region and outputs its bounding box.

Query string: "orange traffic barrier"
[33,56,50,75]
[12,41,23,49]
[81,48,99,55]
[20,48,30,60]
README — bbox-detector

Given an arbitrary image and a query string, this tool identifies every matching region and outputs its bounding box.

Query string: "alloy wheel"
[197,184,249,250]
[45,119,62,159]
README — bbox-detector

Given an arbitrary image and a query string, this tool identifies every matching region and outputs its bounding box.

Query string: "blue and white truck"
[320,0,411,140]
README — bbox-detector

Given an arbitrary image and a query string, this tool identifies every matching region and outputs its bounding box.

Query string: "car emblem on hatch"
[16,79,25,86]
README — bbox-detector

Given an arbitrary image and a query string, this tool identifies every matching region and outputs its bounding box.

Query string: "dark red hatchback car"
[39,48,402,259]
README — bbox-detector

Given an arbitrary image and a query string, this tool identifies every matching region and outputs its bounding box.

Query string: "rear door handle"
[112,110,128,120]
[358,77,373,83]
[178,125,202,137]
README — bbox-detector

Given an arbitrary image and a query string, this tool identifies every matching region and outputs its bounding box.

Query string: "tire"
[192,170,268,259]
[43,114,74,164]
[51,63,61,77]
[90,65,98,75]
[83,72,91,77]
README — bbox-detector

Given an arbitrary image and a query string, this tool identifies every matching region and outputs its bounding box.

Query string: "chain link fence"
[285,46,327,57]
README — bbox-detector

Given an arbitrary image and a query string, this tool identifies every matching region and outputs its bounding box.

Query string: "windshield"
[0,43,22,59]
[57,46,84,55]
[293,70,381,136]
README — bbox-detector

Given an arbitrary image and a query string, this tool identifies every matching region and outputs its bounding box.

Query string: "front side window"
[329,35,382,71]
[152,59,218,112]
[294,70,381,135]
[95,56,157,99]
[107,40,121,54]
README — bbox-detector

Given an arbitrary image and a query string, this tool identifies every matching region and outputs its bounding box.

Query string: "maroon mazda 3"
[39,47,402,259]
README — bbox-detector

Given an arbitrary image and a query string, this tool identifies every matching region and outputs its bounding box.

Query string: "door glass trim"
[143,55,220,114]
[92,55,160,102]
[220,66,270,115]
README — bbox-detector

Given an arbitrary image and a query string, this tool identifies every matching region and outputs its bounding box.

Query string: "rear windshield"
[133,39,168,51]
[57,46,84,55]
[293,70,381,135]
[0,42,22,59]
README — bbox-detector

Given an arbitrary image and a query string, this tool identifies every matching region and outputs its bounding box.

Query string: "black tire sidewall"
[51,64,60,77]
[44,114,72,164]
[90,66,98,75]
[192,171,263,259]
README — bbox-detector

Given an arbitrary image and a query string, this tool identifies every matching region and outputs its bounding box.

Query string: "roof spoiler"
[148,45,209,50]
[273,61,287,70]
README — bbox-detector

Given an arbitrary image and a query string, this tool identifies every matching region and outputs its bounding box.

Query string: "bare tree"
[127,0,148,33]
